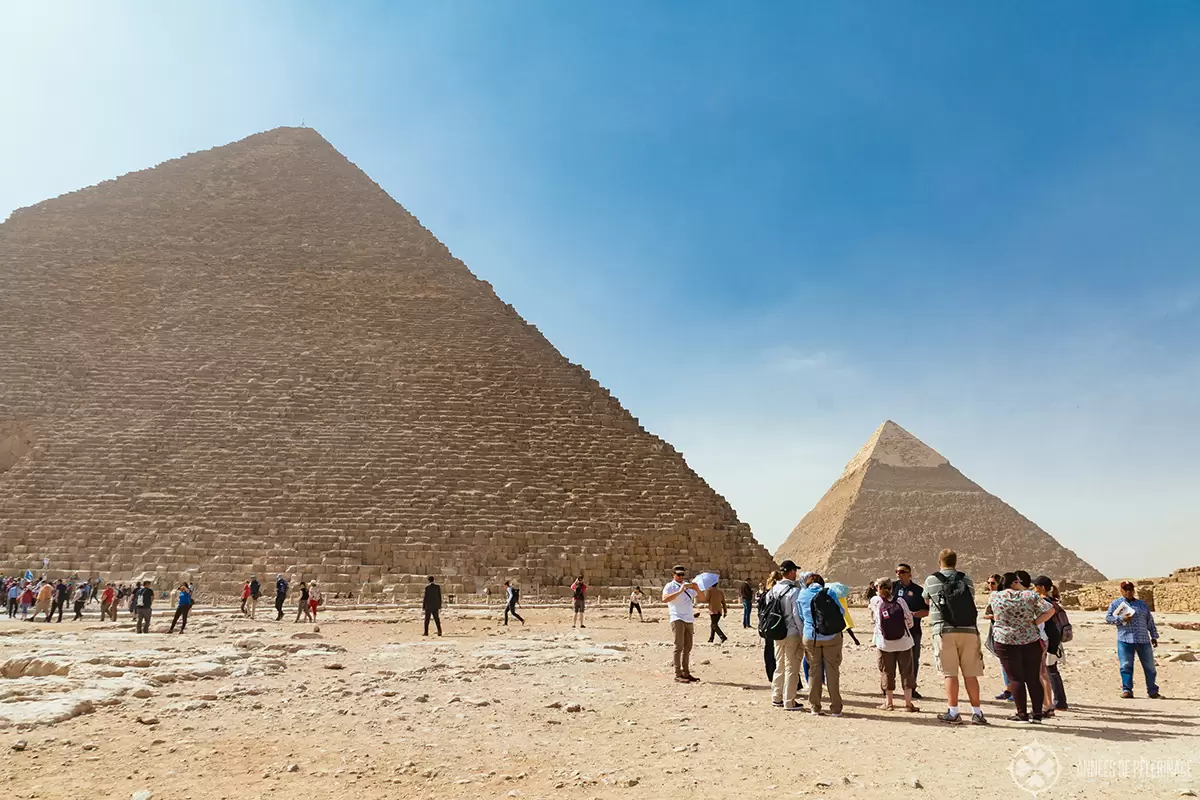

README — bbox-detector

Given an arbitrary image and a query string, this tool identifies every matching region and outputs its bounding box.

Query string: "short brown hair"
[939,548,957,568]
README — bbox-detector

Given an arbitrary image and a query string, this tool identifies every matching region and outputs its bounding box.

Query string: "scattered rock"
[620,778,640,788]
[1166,651,1197,663]
[11,740,27,752]
[546,701,563,709]
[136,716,160,726]
[565,703,582,713]
[285,764,299,773]
[132,791,153,800]
[415,694,429,703]
[82,742,99,751]
[324,663,344,670]
[909,777,924,789]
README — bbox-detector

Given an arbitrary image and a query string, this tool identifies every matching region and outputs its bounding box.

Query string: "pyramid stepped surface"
[775,421,1105,587]
[0,127,776,596]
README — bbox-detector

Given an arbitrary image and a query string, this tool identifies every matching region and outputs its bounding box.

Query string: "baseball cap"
[1120,580,1135,591]
[779,559,798,573]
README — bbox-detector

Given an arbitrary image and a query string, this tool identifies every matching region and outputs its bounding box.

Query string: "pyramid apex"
[841,420,948,477]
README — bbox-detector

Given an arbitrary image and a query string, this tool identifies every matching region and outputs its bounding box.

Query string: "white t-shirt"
[662,580,697,623]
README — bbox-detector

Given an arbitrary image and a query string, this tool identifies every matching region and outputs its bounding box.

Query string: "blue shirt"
[795,585,840,641]
[178,589,193,607]
[1105,597,1157,644]
[6,585,19,600]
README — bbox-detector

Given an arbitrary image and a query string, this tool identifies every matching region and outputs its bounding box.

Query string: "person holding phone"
[662,566,706,683]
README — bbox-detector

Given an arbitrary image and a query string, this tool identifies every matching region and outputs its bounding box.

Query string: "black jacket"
[249,579,261,598]
[423,582,442,611]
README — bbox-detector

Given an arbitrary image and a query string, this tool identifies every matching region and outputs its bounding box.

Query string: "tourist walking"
[707,583,728,644]
[274,575,289,621]
[989,572,1056,722]
[503,579,523,627]
[628,586,644,621]
[307,581,322,620]
[662,566,702,683]
[294,581,311,622]
[247,576,261,619]
[168,583,193,633]
[893,563,929,698]
[924,549,987,725]
[48,579,69,623]
[5,580,18,618]
[869,577,917,711]
[423,576,443,635]
[240,581,250,615]
[72,582,87,620]
[100,583,117,621]
[1105,580,1162,699]
[764,560,804,710]
[133,580,154,634]
[19,583,34,619]
[797,573,845,716]
[739,580,754,628]
[32,581,53,622]
[570,575,587,628]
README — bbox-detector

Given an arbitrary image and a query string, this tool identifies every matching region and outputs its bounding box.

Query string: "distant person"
[49,579,69,623]
[503,579,524,627]
[893,563,929,699]
[308,581,322,620]
[274,575,289,621]
[32,581,53,622]
[295,581,312,622]
[571,575,587,629]
[865,581,878,601]
[100,582,117,621]
[796,573,845,716]
[990,572,1056,722]
[739,580,754,628]
[168,582,193,633]
[19,583,35,620]
[869,577,917,712]
[662,566,702,683]
[133,580,154,634]
[764,560,804,711]
[1105,580,1161,699]
[423,576,443,635]
[628,586,644,621]
[72,582,87,620]
[240,581,251,616]
[924,549,988,725]
[707,582,728,644]
[5,581,18,618]
[247,576,261,619]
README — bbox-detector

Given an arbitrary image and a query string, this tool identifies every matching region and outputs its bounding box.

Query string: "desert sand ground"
[1,600,1197,799]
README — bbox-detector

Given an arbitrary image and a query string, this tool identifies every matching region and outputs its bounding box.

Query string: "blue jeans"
[1117,641,1158,694]
[742,599,752,628]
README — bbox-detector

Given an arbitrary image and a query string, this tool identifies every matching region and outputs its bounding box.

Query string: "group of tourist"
[238,575,323,622]
[655,549,1163,725]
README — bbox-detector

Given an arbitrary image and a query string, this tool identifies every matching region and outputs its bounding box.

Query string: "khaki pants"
[671,620,694,677]
[771,635,804,707]
[804,634,844,713]
[247,596,258,619]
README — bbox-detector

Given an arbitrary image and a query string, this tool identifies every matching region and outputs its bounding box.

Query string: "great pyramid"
[775,420,1105,586]
[0,127,776,597]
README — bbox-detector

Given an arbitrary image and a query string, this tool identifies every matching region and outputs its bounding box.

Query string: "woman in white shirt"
[869,577,917,712]
[628,587,644,621]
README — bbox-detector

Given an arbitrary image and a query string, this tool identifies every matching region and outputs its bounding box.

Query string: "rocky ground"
[1,601,1197,799]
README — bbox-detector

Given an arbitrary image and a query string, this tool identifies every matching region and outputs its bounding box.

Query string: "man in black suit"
[423,576,443,637]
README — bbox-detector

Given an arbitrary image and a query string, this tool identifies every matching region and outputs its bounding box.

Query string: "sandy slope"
[1,602,1196,799]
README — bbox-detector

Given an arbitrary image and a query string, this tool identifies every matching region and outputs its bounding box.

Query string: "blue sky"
[3,2,1197,578]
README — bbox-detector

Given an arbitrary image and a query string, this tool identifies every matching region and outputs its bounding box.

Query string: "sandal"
[877,703,895,711]
[905,704,920,713]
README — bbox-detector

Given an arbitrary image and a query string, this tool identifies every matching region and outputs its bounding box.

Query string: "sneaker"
[936,712,963,725]
[772,700,784,708]
[970,712,989,725]
[994,691,1013,701]
[1005,714,1030,723]
[674,676,691,684]
[830,712,843,717]
[1149,692,1165,699]
[1041,709,1055,718]
[810,709,824,716]
[783,703,805,711]
[1121,690,1134,699]
[1029,716,1043,724]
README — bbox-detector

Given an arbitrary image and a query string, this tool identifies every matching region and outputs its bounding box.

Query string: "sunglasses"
[674,573,686,577]
[895,570,910,575]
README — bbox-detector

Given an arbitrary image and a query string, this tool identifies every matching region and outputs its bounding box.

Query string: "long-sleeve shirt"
[795,585,840,641]
[1105,597,1158,644]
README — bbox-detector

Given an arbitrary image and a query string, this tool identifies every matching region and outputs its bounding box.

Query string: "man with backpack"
[761,560,805,711]
[796,573,845,716]
[247,576,261,620]
[274,575,289,621]
[893,562,929,698]
[923,549,987,725]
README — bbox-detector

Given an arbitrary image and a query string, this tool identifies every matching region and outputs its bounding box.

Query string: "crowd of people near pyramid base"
[4,549,1164,721]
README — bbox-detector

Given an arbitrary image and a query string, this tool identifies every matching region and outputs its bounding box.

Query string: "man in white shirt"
[767,559,806,711]
[662,565,706,683]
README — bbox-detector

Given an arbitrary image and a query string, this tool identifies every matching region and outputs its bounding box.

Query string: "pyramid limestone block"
[0,127,776,593]
[776,421,1105,586]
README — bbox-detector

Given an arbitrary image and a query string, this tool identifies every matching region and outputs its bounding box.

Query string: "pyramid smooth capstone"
[775,420,1105,586]
[0,127,777,594]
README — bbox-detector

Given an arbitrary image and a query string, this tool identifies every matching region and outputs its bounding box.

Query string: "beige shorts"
[934,631,985,678]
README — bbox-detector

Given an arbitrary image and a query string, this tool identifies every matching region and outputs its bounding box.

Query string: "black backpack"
[930,571,978,628]
[758,586,796,640]
[572,582,584,600]
[811,587,847,637]
[511,587,520,604]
